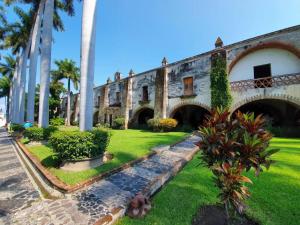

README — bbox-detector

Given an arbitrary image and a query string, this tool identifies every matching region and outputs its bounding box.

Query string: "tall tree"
[38,0,77,127]
[80,0,97,131]
[2,7,34,123]
[0,55,16,121]
[51,59,79,125]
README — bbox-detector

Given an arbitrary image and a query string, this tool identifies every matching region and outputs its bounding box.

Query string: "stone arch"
[130,106,154,126]
[231,94,300,113]
[93,111,99,126]
[231,94,300,126]
[169,101,211,117]
[228,41,300,74]
[169,101,211,129]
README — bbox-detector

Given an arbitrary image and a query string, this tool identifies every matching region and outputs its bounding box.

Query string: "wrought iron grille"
[230,73,300,91]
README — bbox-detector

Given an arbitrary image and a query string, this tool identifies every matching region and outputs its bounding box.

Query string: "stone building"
[61,25,300,129]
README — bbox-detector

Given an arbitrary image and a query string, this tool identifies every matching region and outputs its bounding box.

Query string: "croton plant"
[199,108,279,219]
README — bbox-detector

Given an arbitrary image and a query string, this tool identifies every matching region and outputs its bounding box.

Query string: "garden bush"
[49,128,111,161]
[24,127,44,141]
[10,123,24,133]
[147,118,178,132]
[24,126,58,141]
[199,108,279,219]
[50,117,65,126]
[113,117,125,129]
[159,118,178,131]
[267,125,300,138]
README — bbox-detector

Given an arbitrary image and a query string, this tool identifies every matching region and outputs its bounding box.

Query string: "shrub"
[24,126,58,141]
[199,108,279,219]
[147,118,178,132]
[96,123,111,129]
[90,128,111,154]
[113,117,125,129]
[10,123,24,133]
[50,117,65,126]
[147,118,160,131]
[159,118,178,131]
[43,126,58,140]
[49,129,111,161]
[24,127,44,141]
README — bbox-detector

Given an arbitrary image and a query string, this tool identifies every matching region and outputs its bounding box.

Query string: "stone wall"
[60,25,300,127]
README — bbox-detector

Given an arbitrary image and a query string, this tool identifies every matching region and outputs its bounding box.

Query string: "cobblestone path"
[0,129,40,224]
[3,132,200,225]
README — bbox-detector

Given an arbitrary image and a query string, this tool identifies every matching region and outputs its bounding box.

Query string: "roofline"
[71,24,300,94]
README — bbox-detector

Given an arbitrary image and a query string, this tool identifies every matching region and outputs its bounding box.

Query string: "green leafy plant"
[199,108,279,219]
[23,126,58,141]
[50,117,65,126]
[10,123,25,133]
[113,117,125,129]
[210,55,232,108]
[49,129,111,161]
[147,118,178,132]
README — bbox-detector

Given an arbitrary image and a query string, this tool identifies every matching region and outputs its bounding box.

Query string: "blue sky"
[1,0,300,111]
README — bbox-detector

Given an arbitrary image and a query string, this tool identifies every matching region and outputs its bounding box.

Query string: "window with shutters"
[183,77,193,96]
[116,92,120,104]
[142,86,149,101]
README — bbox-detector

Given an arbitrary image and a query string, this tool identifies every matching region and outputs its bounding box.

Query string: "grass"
[26,129,188,185]
[117,138,300,225]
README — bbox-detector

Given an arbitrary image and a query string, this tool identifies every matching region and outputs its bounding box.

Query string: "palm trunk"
[38,0,54,128]
[67,78,71,126]
[79,0,98,131]
[11,55,21,124]
[27,0,45,123]
[19,45,30,124]
[6,94,9,125]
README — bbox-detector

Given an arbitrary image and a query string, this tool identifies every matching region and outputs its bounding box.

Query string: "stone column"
[162,57,168,118]
[154,57,169,118]
[99,79,110,124]
[123,70,134,129]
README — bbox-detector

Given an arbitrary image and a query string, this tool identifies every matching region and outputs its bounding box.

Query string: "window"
[183,77,194,96]
[97,96,101,107]
[116,92,120,103]
[253,64,272,88]
[142,86,149,101]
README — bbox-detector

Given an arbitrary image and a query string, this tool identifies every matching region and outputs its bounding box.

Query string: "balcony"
[230,73,300,91]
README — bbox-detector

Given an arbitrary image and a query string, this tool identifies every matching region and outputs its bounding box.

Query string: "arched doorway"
[93,111,99,126]
[137,108,154,125]
[170,105,210,129]
[232,99,300,127]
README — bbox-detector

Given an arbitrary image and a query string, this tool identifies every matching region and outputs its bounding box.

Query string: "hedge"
[24,126,58,141]
[50,117,65,126]
[147,118,178,132]
[113,117,125,129]
[49,128,111,161]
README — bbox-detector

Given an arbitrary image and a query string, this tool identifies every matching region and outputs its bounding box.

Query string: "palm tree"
[37,0,77,127]
[80,0,98,131]
[0,55,16,121]
[2,7,34,123]
[52,59,79,126]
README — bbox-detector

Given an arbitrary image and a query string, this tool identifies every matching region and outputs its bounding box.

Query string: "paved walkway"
[1,130,200,225]
[0,129,40,223]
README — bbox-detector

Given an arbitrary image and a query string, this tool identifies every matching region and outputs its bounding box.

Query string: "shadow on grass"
[41,154,60,168]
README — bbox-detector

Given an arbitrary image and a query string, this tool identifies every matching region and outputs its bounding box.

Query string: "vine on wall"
[210,54,232,109]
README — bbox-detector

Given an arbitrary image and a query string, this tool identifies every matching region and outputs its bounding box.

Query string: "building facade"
[61,25,300,129]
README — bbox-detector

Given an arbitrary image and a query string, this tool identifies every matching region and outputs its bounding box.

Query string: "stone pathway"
[0,129,40,223]
[2,131,200,225]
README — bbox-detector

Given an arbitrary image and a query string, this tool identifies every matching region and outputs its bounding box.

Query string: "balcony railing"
[230,73,300,91]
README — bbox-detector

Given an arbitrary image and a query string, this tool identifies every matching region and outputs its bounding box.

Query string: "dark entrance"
[138,108,154,125]
[253,64,272,87]
[172,105,209,129]
[232,99,300,127]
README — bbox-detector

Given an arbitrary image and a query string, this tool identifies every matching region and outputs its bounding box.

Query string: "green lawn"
[117,138,300,225]
[26,129,188,185]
